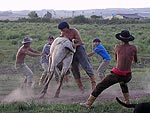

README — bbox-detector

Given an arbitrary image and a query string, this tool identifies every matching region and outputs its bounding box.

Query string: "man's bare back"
[115,43,137,71]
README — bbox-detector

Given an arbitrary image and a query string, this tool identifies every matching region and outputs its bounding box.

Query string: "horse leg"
[54,59,70,98]
[54,66,60,84]
[54,74,65,98]
[39,71,54,98]
[54,46,74,98]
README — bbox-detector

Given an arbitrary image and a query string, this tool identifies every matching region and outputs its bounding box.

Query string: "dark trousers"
[91,72,132,97]
[71,45,94,79]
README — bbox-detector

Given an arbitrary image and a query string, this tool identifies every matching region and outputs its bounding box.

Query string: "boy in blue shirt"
[88,38,111,80]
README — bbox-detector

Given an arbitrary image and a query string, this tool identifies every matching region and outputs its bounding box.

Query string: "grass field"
[1,22,150,112]
[0,100,134,113]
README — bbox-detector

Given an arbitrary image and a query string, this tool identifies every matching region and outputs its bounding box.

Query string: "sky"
[0,0,150,11]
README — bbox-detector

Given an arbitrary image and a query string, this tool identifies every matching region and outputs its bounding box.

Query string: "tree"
[42,11,52,22]
[28,11,38,19]
[90,15,103,24]
[72,15,89,24]
[43,11,52,19]
[90,15,103,19]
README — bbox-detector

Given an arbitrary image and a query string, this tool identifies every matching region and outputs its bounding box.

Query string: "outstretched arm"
[29,48,41,54]
[25,49,43,57]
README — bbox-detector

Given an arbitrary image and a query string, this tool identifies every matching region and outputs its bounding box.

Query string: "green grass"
[1,97,150,113]
[1,22,150,65]
[0,100,133,113]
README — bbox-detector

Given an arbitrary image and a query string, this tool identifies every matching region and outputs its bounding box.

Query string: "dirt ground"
[36,88,150,104]
[1,84,150,104]
[0,67,150,104]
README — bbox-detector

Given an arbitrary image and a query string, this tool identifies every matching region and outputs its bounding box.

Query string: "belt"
[111,67,131,76]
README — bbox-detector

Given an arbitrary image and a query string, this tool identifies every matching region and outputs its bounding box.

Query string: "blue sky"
[0,0,150,11]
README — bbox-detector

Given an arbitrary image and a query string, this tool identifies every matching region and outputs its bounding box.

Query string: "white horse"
[39,37,75,98]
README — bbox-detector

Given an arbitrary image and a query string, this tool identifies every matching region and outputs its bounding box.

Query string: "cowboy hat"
[115,30,134,43]
[22,37,32,44]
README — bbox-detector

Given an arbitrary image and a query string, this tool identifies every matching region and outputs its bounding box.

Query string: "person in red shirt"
[80,30,137,108]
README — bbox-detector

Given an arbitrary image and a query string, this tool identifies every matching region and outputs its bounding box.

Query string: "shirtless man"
[15,37,44,88]
[58,21,96,93]
[80,30,137,108]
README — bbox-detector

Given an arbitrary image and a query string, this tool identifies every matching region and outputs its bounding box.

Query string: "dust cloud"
[2,88,34,103]
[142,69,150,93]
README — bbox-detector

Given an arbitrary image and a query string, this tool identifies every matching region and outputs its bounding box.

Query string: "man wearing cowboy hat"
[15,37,45,89]
[80,30,137,108]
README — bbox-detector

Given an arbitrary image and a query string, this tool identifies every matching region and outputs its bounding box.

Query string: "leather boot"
[80,94,96,108]
[75,78,84,94]
[89,76,96,90]
[123,93,130,104]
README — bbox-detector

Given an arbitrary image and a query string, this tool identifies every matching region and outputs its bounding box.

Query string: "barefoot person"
[88,38,111,80]
[58,21,96,93]
[80,30,137,108]
[15,37,44,88]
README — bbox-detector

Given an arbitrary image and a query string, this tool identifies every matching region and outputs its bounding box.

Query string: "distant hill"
[0,8,150,20]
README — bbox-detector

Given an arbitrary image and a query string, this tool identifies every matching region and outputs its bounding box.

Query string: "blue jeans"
[71,45,94,79]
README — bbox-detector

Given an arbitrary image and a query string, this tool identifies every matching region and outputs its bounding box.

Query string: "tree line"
[1,11,150,24]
